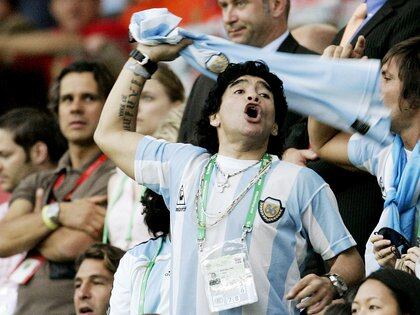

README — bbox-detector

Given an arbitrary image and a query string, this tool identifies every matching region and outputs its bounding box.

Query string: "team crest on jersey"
[258,197,284,223]
[176,185,186,212]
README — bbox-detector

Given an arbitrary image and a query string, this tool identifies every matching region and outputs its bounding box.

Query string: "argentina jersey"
[109,235,171,315]
[348,134,420,275]
[134,136,356,315]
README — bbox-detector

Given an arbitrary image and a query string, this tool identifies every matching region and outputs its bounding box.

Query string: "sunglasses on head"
[376,227,411,258]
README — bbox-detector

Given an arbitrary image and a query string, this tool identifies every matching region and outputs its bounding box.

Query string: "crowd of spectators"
[0,0,419,314]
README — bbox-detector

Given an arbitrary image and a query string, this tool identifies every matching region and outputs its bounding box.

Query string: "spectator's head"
[50,0,101,33]
[49,61,114,147]
[0,108,67,192]
[141,188,170,237]
[74,243,125,315]
[352,268,420,315]
[381,36,419,134]
[217,0,290,47]
[136,64,185,136]
[196,60,287,155]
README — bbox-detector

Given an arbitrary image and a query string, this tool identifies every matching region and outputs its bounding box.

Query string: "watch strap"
[41,204,60,230]
[129,49,158,76]
[322,273,348,298]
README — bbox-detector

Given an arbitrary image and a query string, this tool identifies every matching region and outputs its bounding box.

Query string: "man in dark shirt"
[0,61,115,315]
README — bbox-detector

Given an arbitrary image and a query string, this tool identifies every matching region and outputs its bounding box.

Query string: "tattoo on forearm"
[118,75,142,131]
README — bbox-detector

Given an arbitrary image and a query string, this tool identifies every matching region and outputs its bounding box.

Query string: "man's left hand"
[286,274,335,314]
[282,148,318,166]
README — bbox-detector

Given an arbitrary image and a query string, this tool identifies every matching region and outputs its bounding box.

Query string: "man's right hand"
[322,35,366,59]
[135,38,192,62]
[58,195,107,239]
[370,234,397,268]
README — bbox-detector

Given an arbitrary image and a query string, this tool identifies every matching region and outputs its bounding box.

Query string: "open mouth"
[244,104,261,122]
[246,106,258,118]
[79,306,94,314]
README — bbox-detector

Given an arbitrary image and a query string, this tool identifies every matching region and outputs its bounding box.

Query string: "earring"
[271,124,278,136]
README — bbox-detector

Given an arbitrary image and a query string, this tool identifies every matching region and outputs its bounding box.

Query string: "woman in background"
[351,268,420,314]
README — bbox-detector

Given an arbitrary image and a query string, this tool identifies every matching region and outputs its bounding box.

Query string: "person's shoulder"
[147,136,208,157]
[101,156,116,172]
[278,33,317,55]
[275,159,328,188]
[128,235,168,259]
[9,169,57,204]
[269,159,326,193]
[272,158,311,177]
[21,168,57,187]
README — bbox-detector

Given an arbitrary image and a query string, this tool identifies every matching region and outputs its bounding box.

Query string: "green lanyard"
[138,236,164,315]
[197,153,271,245]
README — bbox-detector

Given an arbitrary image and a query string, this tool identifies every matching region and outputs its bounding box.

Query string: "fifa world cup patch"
[258,197,285,223]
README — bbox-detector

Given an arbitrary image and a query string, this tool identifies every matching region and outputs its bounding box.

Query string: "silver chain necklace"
[214,157,261,193]
[195,156,272,227]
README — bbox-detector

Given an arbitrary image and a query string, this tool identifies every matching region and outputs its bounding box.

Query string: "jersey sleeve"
[133,136,207,202]
[293,168,356,260]
[347,133,386,176]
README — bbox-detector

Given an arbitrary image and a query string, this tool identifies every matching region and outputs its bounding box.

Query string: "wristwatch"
[129,49,158,76]
[322,273,348,297]
[44,203,60,226]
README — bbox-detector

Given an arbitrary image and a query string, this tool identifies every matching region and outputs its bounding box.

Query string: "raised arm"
[94,40,190,179]
[308,117,352,166]
[0,31,82,61]
[307,36,367,168]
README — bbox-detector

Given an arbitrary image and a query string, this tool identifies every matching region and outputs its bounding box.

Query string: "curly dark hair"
[141,188,170,237]
[195,61,288,155]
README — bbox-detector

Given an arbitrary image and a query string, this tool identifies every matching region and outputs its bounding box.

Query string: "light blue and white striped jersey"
[348,134,420,275]
[135,136,356,315]
[109,235,171,315]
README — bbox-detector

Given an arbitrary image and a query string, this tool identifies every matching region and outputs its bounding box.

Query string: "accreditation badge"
[9,254,45,285]
[200,239,258,312]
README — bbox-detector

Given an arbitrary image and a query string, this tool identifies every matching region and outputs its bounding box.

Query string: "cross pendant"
[217,181,229,193]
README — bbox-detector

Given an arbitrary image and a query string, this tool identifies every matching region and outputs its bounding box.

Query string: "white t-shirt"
[133,137,356,314]
[106,169,153,250]
[0,202,25,315]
